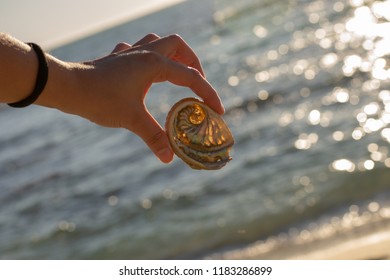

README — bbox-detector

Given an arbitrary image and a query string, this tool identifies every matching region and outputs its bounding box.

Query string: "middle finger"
[133,34,205,76]
[133,33,161,47]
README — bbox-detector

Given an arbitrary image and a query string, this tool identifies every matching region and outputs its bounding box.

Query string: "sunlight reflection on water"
[252,0,390,171]
[208,0,390,259]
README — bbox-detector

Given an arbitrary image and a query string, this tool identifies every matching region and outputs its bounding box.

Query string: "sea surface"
[1,0,390,259]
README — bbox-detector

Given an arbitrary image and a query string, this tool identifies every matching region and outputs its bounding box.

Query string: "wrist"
[0,34,38,104]
[34,55,90,115]
[8,43,49,108]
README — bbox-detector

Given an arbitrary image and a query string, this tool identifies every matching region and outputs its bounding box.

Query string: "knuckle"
[145,130,165,146]
[167,33,183,44]
[186,67,204,90]
[112,42,131,53]
[145,33,160,40]
[117,42,128,47]
[142,51,162,64]
[189,67,202,80]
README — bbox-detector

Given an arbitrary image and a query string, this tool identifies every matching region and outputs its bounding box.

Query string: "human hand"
[49,34,224,163]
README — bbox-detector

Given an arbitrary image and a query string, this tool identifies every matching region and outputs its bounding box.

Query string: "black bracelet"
[8,43,49,108]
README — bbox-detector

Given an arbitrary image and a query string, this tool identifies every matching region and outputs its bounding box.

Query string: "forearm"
[0,32,87,113]
[0,33,39,104]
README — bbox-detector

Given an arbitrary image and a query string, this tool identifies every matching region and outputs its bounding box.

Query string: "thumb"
[133,110,174,164]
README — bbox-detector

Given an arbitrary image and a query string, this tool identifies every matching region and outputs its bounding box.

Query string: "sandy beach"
[289,228,390,260]
[209,211,390,261]
[211,229,390,260]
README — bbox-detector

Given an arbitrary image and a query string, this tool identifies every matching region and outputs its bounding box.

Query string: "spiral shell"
[165,98,234,170]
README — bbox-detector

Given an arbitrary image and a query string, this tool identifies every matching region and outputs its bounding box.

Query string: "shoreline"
[208,218,390,260]
[287,228,390,260]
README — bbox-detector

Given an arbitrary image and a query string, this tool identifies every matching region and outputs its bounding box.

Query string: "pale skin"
[0,32,225,164]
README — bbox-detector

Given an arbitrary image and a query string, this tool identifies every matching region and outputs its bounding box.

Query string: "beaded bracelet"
[8,43,49,108]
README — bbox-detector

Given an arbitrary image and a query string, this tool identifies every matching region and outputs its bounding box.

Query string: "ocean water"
[1,0,390,259]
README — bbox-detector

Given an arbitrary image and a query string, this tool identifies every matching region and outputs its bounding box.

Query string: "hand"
[51,34,225,163]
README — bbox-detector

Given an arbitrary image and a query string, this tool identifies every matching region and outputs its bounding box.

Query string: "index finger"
[154,56,224,114]
[134,34,205,77]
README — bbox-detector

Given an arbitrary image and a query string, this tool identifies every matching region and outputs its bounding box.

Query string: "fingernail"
[220,103,226,114]
[157,148,173,163]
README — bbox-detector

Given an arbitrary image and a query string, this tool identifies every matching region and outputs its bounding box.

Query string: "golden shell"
[165,98,234,170]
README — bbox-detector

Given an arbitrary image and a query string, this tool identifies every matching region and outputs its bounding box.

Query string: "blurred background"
[0,0,390,259]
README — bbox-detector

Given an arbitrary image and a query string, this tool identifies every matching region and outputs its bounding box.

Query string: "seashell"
[165,98,234,170]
